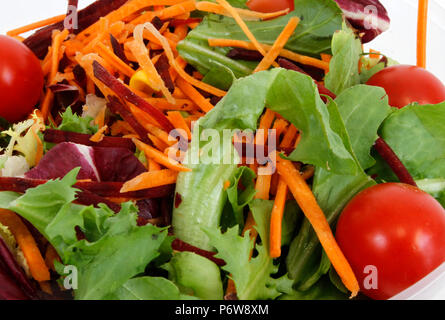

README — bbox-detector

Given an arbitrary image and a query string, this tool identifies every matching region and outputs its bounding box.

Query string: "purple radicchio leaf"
[25,142,146,182]
[335,0,390,43]
[25,142,101,181]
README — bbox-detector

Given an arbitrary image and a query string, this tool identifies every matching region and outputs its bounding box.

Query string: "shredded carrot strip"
[158,0,197,20]
[90,125,108,143]
[94,106,107,128]
[75,53,115,98]
[96,42,136,78]
[215,0,267,58]
[208,39,329,71]
[320,53,332,63]
[176,77,214,113]
[142,23,227,97]
[0,210,50,282]
[148,133,170,151]
[128,104,161,128]
[174,24,189,41]
[146,97,196,111]
[40,90,54,122]
[149,158,162,171]
[269,178,288,258]
[50,29,69,85]
[276,157,359,297]
[272,119,288,140]
[254,17,299,72]
[77,0,188,40]
[255,109,275,144]
[417,0,429,68]
[82,17,110,52]
[44,245,60,272]
[121,169,179,193]
[167,111,192,140]
[31,127,44,165]
[129,24,176,103]
[280,124,298,149]
[132,138,190,172]
[130,11,157,25]
[196,1,289,21]
[6,14,66,36]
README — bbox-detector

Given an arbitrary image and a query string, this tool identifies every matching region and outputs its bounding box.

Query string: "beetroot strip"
[155,55,175,94]
[374,138,417,186]
[110,33,130,65]
[0,238,37,299]
[171,239,226,266]
[169,18,203,27]
[0,262,29,300]
[24,0,128,59]
[106,96,152,145]
[93,61,175,133]
[75,187,121,213]
[227,48,263,61]
[44,129,136,151]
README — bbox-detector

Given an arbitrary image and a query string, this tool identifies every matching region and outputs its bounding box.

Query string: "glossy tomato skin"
[336,183,445,300]
[366,65,445,109]
[0,35,44,123]
[246,0,294,13]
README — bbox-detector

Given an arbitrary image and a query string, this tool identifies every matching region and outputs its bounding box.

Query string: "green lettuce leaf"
[226,166,257,228]
[204,199,292,300]
[370,101,445,205]
[55,107,98,135]
[0,169,169,300]
[325,23,362,95]
[178,0,343,88]
[286,85,390,291]
[162,251,223,300]
[107,277,191,300]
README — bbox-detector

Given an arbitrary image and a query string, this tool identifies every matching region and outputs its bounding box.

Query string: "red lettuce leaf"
[335,0,390,43]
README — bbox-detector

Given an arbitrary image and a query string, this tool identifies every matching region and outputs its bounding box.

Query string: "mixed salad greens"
[0,0,444,301]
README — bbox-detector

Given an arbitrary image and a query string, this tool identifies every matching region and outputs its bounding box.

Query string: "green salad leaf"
[178,0,343,88]
[55,107,98,135]
[204,199,292,300]
[0,169,169,300]
[107,277,196,300]
[325,23,362,95]
[286,85,390,291]
[369,101,445,205]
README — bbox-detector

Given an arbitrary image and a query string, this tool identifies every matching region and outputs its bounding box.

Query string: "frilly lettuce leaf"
[0,169,169,300]
[56,106,98,135]
[204,199,293,300]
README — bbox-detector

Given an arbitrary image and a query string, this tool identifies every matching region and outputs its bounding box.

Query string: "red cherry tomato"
[246,0,294,13]
[0,35,44,123]
[336,183,445,300]
[366,65,445,109]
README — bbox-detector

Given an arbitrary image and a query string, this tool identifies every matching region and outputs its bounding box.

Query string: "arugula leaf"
[56,107,98,135]
[0,169,169,300]
[370,101,445,204]
[178,0,343,88]
[286,85,389,290]
[106,277,195,300]
[325,23,362,95]
[200,69,358,174]
[204,199,292,300]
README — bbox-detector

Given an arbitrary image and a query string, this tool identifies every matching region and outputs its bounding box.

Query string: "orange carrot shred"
[132,138,190,172]
[121,169,179,193]
[269,178,288,258]
[176,77,214,113]
[254,17,300,72]
[255,109,275,144]
[90,125,108,143]
[6,14,66,37]
[276,157,359,297]
[167,111,192,140]
[417,0,429,68]
[0,210,50,282]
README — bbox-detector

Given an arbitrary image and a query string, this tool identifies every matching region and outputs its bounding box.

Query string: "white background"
[0,0,444,81]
